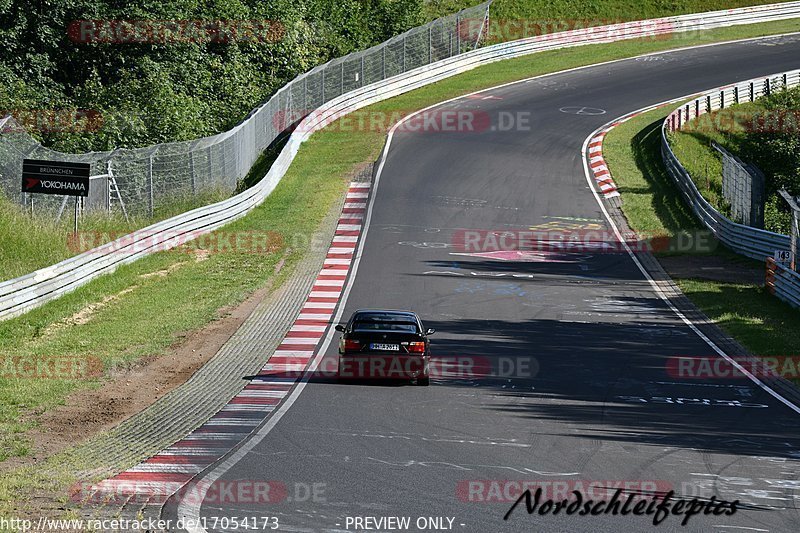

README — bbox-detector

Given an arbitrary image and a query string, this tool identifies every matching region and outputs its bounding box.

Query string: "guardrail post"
[322,67,326,102]
[189,149,196,195]
[382,46,386,79]
[765,77,771,96]
[455,13,461,55]
[206,146,212,187]
[766,257,777,294]
[402,34,406,71]
[749,81,754,101]
[360,56,364,86]
[734,86,739,104]
[428,25,432,64]
[147,153,154,217]
[778,190,800,271]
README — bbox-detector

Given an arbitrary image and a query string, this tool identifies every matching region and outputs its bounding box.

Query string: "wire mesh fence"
[0,1,491,219]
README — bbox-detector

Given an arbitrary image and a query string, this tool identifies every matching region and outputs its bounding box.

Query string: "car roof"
[352,309,419,319]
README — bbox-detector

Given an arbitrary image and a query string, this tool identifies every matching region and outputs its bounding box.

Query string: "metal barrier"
[2,1,800,320]
[662,68,800,308]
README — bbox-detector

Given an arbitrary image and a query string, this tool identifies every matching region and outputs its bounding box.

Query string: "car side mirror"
[335,324,346,333]
[426,328,435,335]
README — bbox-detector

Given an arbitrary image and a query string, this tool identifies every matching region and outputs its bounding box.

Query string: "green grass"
[677,278,800,354]
[0,189,228,281]
[3,13,800,523]
[602,90,800,357]
[604,107,701,237]
[667,101,765,214]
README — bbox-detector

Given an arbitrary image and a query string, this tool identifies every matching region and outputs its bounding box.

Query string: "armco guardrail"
[767,257,800,308]
[2,2,800,321]
[661,69,799,261]
[662,68,800,309]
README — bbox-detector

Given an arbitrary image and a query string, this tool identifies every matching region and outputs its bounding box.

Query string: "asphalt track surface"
[166,34,800,532]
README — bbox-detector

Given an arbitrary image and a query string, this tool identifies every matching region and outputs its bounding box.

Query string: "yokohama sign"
[22,159,90,197]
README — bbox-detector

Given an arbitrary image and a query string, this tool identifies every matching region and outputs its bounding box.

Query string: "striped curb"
[587,129,619,199]
[79,182,368,505]
[587,102,678,200]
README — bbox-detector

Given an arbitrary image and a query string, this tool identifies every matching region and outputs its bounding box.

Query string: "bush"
[0,0,423,152]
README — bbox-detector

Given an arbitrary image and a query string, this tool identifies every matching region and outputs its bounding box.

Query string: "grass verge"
[2,15,800,523]
[603,102,800,356]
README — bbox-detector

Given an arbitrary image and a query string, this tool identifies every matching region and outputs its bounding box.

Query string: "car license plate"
[370,343,399,351]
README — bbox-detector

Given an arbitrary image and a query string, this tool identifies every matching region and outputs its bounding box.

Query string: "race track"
[165,33,800,533]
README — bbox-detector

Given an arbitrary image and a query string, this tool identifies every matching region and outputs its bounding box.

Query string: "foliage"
[671,84,800,234]
[0,0,423,152]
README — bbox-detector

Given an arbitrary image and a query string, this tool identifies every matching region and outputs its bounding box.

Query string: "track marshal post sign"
[21,159,90,197]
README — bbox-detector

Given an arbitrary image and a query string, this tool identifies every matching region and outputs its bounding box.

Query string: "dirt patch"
[138,260,189,279]
[658,254,764,285]
[1,283,272,474]
[40,286,140,337]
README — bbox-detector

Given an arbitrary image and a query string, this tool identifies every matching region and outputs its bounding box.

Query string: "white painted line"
[94,480,185,490]
[302,302,337,309]
[277,337,319,344]
[347,192,369,199]
[323,258,352,265]
[159,448,231,455]
[313,279,346,286]
[336,224,362,231]
[128,464,206,474]
[308,291,341,299]
[290,325,327,332]
[203,418,261,426]
[273,349,314,357]
[343,202,367,209]
[219,404,279,412]
[333,235,359,243]
[297,313,333,320]
[238,390,293,397]
[181,433,243,440]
